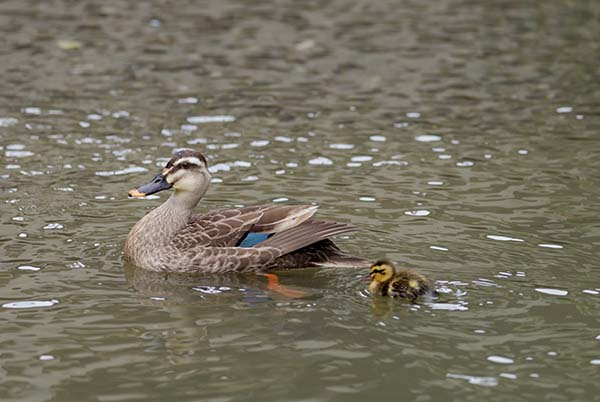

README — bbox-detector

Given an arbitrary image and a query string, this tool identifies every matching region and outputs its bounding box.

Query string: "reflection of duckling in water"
[368,259,434,301]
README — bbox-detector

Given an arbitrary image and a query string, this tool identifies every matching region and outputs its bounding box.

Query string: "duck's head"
[128,150,211,201]
[368,259,396,293]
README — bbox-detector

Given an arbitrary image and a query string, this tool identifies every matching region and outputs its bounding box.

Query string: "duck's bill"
[128,173,172,198]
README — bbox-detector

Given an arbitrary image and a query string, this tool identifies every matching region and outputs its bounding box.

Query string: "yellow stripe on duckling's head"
[368,259,396,293]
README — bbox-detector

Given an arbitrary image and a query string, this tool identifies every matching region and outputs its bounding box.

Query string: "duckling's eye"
[181,162,191,169]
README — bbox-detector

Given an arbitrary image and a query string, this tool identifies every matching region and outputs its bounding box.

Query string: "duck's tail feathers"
[256,220,359,256]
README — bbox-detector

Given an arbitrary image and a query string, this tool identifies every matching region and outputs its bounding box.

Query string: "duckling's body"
[368,260,433,301]
[125,150,369,274]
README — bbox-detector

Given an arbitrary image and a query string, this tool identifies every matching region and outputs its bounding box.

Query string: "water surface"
[1,1,600,401]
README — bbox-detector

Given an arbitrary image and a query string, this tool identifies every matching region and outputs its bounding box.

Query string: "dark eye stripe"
[370,268,385,275]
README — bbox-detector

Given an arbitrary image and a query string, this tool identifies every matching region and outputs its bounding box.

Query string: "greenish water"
[1,1,600,401]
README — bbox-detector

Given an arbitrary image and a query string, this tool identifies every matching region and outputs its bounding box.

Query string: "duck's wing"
[255,220,360,255]
[171,204,319,249]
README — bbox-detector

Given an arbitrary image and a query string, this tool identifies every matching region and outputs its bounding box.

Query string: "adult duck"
[125,150,369,273]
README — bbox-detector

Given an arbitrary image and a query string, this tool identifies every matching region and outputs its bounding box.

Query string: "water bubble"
[535,288,568,296]
[39,355,55,361]
[517,149,529,155]
[6,150,34,158]
[556,106,572,113]
[438,154,452,159]
[583,290,599,295]
[112,110,130,119]
[250,140,269,147]
[591,360,600,365]
[404,210,430,217]
[79,121,90,128]
[456,161,474,167]
[296,39,316,51]
[329,143,354,150]
[499,373,517,379]
[369,135,386,142]
[415,135,441,142]
[95,166,147,176]
[87,114,102,120]
[427,181,444,186]
[538,243,563,249]
[187,115,235,124]
[359,196,376,202]
[373,160,408,167]
[22,107,41,115]
[193,286,225,294]
[2,300,59,309]
[447,373,497,387]
[308,157,333,166]
[178,97,198,104]
[0,117,19,127]
[67,261,86,269]
[43,223,64,230]
[347,162,361,167]
[17,265,41,271]
[180,124,198,132]
[429,246,448,251]
[406,112,421,118]
[351,156,372,162]
[487,355,514,364]
[486,235,524,242]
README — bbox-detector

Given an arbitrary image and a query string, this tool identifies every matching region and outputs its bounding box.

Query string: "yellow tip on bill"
[128,188,146,198]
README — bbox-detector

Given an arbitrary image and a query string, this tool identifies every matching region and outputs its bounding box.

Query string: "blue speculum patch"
[237,232,273,247]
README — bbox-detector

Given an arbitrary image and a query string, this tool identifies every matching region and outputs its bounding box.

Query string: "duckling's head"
[368,259,396,293]
[128,150,211,202]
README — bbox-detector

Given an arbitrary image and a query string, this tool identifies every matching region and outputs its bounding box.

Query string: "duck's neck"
[127,191,200,252]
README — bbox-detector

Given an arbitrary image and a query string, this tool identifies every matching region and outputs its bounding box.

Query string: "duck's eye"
[181,162,191,169]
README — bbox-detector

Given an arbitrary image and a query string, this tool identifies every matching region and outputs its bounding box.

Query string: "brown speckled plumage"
[125,151,369,273]
[368,259,434,301]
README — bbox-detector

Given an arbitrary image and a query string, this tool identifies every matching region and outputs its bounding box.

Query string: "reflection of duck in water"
[125,150,369,275]
[368,259,435,301]
[124,262,310,302]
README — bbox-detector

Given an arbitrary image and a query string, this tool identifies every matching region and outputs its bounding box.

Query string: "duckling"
[368,259,433,301]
